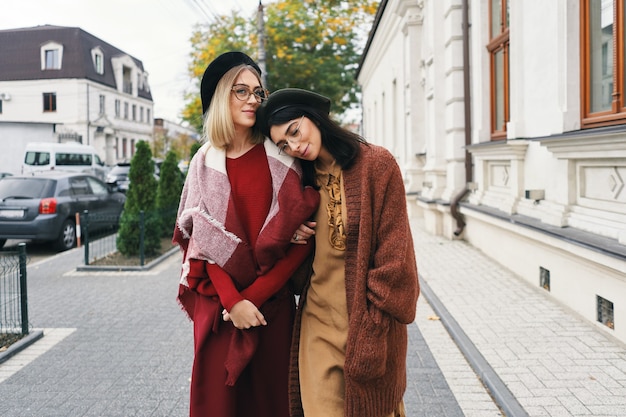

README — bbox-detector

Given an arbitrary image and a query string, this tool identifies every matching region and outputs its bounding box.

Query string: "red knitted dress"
[179,144,314,417]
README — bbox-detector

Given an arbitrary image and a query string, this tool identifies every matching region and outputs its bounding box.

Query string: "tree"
[189,141,202,161]
[182,0,379,132]
[116,141,161,256]
[170,133,198,167]
[156,150,184,237]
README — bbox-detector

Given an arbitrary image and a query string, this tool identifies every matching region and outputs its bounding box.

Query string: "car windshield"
[0,178,51,200]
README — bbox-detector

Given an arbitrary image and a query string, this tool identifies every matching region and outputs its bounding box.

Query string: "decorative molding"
[535,130,626,159]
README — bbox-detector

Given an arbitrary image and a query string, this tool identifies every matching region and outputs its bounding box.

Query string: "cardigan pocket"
[344,307,389,382]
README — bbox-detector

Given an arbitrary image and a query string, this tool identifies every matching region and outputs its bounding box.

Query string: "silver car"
[0,172,126,251]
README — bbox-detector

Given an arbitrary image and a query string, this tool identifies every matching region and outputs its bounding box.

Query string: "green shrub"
[157,150,184,237]
[189,142,201,161]
[116,141,161,256]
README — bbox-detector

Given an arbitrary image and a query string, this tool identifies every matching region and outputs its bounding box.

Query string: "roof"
[0,25,152,101]
[355,0,388,80]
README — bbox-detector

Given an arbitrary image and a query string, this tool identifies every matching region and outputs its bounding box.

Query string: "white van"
[22,142,108,180]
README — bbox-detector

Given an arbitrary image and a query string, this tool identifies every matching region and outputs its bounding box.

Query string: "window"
[123,66,133,94]
[487,0,510,140]
[69,177,91,196]
[147,108,151,123]
[124,102,129,119]
[132,104,136,121]
[130,139,135,156]
[57,152,92,166]
[44,49,60,70]
[94,52,104,74]
[581,0,626,128]
[99,95,105,115]
[115,99,120,117]
[40,42,63,70]
[122,138,128,158]
[0,100,2,114]
[43,93,57,112]
[86,176,107,195]
[140,106,144,122]
[24,151,50,167]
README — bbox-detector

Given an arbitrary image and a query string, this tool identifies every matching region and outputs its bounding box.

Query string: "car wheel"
[0,238,6,248]
[55,219,77,251]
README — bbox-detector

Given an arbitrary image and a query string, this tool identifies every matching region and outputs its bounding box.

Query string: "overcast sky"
[0,0,267,124]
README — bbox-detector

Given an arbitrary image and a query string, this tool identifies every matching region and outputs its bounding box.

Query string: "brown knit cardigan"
[289,143,420,417]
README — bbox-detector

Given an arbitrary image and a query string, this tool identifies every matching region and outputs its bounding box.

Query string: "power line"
[183,0,215,23]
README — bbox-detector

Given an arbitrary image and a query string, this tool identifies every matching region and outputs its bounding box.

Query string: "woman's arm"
[241,242,313,307]
[206,263,267,329]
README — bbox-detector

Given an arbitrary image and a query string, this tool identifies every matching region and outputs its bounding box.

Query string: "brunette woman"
[258,88,419,417]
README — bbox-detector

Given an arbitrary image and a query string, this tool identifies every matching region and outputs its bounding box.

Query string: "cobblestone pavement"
[409,213,626,417]
[2,211,624,416]
[0,238,473,417]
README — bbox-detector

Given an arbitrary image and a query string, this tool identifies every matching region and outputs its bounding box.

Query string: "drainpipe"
[86,84,91,145]
[451,0,473,236]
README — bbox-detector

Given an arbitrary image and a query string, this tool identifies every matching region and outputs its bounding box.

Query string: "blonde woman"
[174,55,319,417]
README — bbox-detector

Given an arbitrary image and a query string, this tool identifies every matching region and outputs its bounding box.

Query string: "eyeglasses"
[231,84,269,103]
[275,115,305,155]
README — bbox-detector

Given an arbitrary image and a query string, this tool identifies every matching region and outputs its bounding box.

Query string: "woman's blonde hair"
[202,65,266,149]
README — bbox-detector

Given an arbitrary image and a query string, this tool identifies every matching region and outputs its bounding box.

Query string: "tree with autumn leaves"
[182,0,379,132]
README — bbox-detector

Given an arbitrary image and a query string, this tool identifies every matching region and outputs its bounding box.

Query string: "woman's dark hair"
[267,107,367,187]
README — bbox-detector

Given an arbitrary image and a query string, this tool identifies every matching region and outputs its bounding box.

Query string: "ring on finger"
[293,234,299,241]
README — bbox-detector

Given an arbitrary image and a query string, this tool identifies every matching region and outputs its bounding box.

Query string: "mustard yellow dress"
[298,163,406,417]
[299,163,347,417]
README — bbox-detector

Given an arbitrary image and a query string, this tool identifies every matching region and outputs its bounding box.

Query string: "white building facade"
[358,0,626,343]
[0,25,154,172]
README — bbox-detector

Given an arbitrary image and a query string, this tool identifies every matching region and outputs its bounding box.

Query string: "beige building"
[358,0,626,343]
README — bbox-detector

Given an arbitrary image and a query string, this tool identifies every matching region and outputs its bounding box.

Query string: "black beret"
[200,51,261,114]
[257,88,331,135]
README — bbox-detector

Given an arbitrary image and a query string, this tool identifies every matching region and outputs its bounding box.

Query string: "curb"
[419,276,529,417]
[0,330,44,365]
[75,246,179,272]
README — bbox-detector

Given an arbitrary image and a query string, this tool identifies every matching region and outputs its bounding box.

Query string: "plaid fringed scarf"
[173,140,319,384]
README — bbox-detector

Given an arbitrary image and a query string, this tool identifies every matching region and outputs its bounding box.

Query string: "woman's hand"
[291,220,317,244]
[222,300,267,329]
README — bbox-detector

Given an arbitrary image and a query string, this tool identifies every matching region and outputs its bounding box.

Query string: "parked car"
[106,162,131,193]
[22,142,108,181]
[0,172,13,179]
[0,171,126,251]
[106,160,162,193]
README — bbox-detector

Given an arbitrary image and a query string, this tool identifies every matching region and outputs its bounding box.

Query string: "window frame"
[43,92,57,112]
[487,0,510,140]
[581,0,626,128]
[40,42,63,71]
[94,52,104,75]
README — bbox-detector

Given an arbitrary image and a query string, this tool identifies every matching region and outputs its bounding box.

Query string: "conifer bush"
[116,141,161,256]
[156,150,184,237]
[189,142,201,161]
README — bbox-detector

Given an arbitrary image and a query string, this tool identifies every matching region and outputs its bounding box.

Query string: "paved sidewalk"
[0,239,473,417]
[2,212,625,416]
[409,214,626,417]
[0,251,193,417]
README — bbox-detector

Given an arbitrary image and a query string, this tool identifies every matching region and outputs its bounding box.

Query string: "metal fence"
[81,208,176,266]
[79,210,120,265]
[0,243,29,336]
